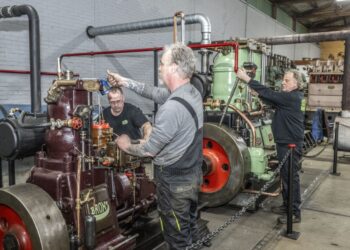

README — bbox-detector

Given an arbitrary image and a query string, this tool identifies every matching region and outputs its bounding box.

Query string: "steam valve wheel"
[70,117,83,130]
[0,184,69,250]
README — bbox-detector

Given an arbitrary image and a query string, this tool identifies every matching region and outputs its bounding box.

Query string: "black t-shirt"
[103,103,149,140]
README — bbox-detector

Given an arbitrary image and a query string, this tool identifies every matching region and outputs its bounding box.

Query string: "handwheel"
[0,183,69,250]
[200,123,249,207]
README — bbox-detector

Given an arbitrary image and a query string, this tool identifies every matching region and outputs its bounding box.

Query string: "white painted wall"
[0,0,320,113]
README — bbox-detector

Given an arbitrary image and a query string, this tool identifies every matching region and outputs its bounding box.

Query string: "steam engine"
[0,75,157,249]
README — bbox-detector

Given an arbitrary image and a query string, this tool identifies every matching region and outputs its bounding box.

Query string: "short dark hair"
[107,86,123,99]
[109,86,123,94]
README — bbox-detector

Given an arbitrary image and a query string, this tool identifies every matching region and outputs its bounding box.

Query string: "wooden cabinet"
[307,73,343,110]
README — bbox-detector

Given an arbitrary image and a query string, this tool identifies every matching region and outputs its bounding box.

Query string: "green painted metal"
[212,50,236,103]
[259,124,275,149]
[253,126,264,148]
[252,51,262,83]
[212,48,263,112]
[248,147,271,180]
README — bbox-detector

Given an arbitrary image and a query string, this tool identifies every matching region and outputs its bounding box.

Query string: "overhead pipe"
[254,30,350,45]
[0,69,79,77]
[0,5,41,113]
[86,13,211,44]
[255,30,350,110]
[60,42,239,72]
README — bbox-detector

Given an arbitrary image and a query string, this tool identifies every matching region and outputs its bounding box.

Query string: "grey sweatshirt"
[127,80,203,166]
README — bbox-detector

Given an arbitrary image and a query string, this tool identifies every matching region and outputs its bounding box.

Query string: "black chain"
[186,150,291,250]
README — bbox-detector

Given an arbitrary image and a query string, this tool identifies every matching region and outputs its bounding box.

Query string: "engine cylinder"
[45,81,89,159]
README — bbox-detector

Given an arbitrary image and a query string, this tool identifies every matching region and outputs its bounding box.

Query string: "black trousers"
[276,143,302,217]
[155,172,200,250]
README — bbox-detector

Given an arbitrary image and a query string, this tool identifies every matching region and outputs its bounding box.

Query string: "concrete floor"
[201,145,350,250]
[1,145,349,250]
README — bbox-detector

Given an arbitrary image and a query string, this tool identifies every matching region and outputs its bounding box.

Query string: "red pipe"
[61,42,239,72]
[61,47,163,58]
[1,42,239,77]
[0,69,79,77]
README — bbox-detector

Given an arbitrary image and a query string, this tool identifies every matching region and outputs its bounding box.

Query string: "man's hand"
[115,134,131,152]
[236,68,251,83]
[107,70,128,87]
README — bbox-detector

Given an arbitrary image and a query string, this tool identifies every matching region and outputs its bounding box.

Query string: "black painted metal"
[8,160,15,186]
[284,144,300,240]
[343,38,350,110]
[0,5,41,113]
[287,146,294,234]
[332,122,341,176]
[0,158,2,188]
[153,50,159,114]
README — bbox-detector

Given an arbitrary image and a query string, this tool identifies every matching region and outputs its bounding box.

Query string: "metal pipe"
[254,30,350,45]
[343,38,350,110]
[86,13,211,44]
[204,100,256,146]
[8,160,15,186]
[0,5,41,113]
[286,144,295,235]
[60,42,239,72]
[332,122,340,175]
[172,11,185,44]
[0,158,2,188]
[242,187,281,197]
[228,104,256,146]
[0,69,78,76]
[153,50,159,114]
[75,156,82,240]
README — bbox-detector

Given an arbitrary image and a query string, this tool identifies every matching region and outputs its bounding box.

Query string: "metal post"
[332,122,341,176]
[153,50,159,114]
[8,160,15,186]
[284,144,300,240]
[0,158,2,188]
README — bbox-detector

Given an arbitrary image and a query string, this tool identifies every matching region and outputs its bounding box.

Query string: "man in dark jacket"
[237,68,304,224]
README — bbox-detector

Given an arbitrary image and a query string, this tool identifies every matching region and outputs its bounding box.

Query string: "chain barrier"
[186,149,291,250]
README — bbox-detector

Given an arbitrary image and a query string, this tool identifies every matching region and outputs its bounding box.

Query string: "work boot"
[271,205,287,215]
[277,214,301,224]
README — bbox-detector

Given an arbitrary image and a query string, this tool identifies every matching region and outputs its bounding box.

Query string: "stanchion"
[331,122,341,176]
[284,144,300,240]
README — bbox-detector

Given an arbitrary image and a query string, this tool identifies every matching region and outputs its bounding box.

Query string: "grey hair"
[285,69,304,90]
[163,43,196,79]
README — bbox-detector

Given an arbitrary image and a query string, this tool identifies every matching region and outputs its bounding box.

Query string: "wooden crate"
[308,84,343,96]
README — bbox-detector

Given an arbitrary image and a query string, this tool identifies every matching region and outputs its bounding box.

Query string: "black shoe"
[277,215,301,224]
[271,205,287,215]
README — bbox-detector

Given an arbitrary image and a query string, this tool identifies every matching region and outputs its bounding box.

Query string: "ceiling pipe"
[254,30,350,45]
[0,5,41,113]
[86,13,211,45]
[254,30,350,110]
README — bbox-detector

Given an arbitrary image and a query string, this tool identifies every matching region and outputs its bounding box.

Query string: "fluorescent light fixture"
[337,0,350,2]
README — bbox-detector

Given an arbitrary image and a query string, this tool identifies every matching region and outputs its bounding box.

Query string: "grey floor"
[1,145,349,250]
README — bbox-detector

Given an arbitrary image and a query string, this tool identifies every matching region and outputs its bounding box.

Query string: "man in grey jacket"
[107,43,203,250]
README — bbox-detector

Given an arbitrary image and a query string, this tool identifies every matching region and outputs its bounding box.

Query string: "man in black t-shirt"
[103,87,152,140]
